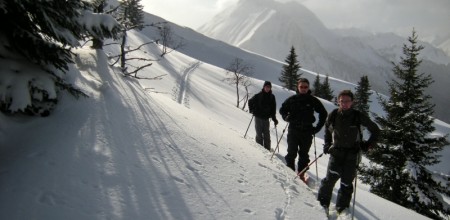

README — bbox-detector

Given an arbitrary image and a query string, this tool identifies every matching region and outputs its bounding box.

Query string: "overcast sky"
[142,0,450,43]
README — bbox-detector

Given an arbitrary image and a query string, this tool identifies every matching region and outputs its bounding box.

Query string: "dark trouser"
[255,117,271,150]
[317,149,359,209]
[285,128,313,172]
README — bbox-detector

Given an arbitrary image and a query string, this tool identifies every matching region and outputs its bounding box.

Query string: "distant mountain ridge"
[197,0,450,123]
[198,0,393,89]
[438,38,450,57]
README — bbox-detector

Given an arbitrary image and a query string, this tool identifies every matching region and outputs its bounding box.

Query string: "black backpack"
[248,95,256,113]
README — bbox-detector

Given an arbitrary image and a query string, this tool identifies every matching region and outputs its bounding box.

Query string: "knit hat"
[263,81,272,88]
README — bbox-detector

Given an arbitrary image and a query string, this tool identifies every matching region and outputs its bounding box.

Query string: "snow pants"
[285,128,313,172]
[317,149,360,209]
[255,117,271,150]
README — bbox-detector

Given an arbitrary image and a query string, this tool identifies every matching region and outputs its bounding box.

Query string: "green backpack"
[328,108,363,143]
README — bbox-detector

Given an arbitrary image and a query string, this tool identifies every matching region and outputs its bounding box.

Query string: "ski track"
[177,61,201,106]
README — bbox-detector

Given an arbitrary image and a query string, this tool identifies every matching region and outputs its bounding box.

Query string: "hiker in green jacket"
[317,90,380,213]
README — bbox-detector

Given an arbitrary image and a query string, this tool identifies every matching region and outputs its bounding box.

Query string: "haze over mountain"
[198,0,450,123]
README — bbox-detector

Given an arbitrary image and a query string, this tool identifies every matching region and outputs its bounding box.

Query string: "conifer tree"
[320,75,334,101]
[0,0,121,116]
[118,0,145,31]
[359,30,449,219]
[279,46,301,91]
[354,75,372,115]
[312,74,322,96]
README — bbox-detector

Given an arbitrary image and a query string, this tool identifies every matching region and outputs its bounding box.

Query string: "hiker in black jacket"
[317,89,380,214]
[249,81,278,151]
[279,78,327,181]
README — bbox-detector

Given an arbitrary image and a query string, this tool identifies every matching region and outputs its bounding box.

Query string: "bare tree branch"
[158,24,186,57]
[224,58,254,107]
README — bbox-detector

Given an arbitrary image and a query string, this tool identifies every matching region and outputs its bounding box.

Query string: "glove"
[360,141,371,152]
[324,143,332,154]
[273,118,279,126]
[283,114,290,122]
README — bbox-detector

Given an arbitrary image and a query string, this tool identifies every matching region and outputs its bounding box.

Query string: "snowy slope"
[0,48,318,219]
[1,26,447,219]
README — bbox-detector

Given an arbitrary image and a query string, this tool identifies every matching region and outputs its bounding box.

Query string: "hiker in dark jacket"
[248,81,278,151]
[317,89,380,214]
[279,78,327,181]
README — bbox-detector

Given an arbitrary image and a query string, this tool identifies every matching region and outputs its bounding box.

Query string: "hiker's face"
[297,82,309,94]
[339,95,353,110]
[263,85,271,93]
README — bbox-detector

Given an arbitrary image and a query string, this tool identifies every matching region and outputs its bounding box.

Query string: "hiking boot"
[298,172,307,182]
[336,206,349,215]
[318,202,329,217]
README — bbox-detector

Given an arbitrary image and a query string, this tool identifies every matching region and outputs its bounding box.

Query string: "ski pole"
[244,115,254,138]
[314,134,319,181]
[294,152,324,180]
[351,169,358,220]
[270,122,289,160]
[352,150,362,220]
[275,125,279,153]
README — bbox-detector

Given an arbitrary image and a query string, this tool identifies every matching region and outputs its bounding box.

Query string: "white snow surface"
[1,28,449,220]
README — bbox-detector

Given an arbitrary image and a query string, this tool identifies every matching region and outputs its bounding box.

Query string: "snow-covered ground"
[1,28,448,219]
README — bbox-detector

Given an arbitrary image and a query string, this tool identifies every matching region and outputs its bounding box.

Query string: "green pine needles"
[359,30,449,219]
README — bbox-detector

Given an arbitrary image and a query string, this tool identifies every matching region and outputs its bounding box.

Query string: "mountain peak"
[198,0,330,48]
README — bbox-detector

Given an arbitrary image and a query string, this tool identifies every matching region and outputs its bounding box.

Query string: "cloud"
[216,0,239,10]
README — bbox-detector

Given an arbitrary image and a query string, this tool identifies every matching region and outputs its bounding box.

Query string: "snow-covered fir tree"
[0,0,121,116]
[312,74,322,96]
[354,75,372,116]
[312,74,333,101]
[279,46,301,91]
[359,30,450,219]
[117,0,145,31]
[320,75,333,101]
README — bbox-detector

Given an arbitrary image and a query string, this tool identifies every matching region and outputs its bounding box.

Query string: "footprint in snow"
[243,209,254,215]
[193,160,203,166]
[223,155,236,163]
[172,176,185,184]
[237,178,248,185]
[258,163,268,169]
[304,201,315,207]
[288,185,300,194]
[275,208,285,219]
[186,165,199,172]
[239,189,250,196]
[151,156,161,163]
